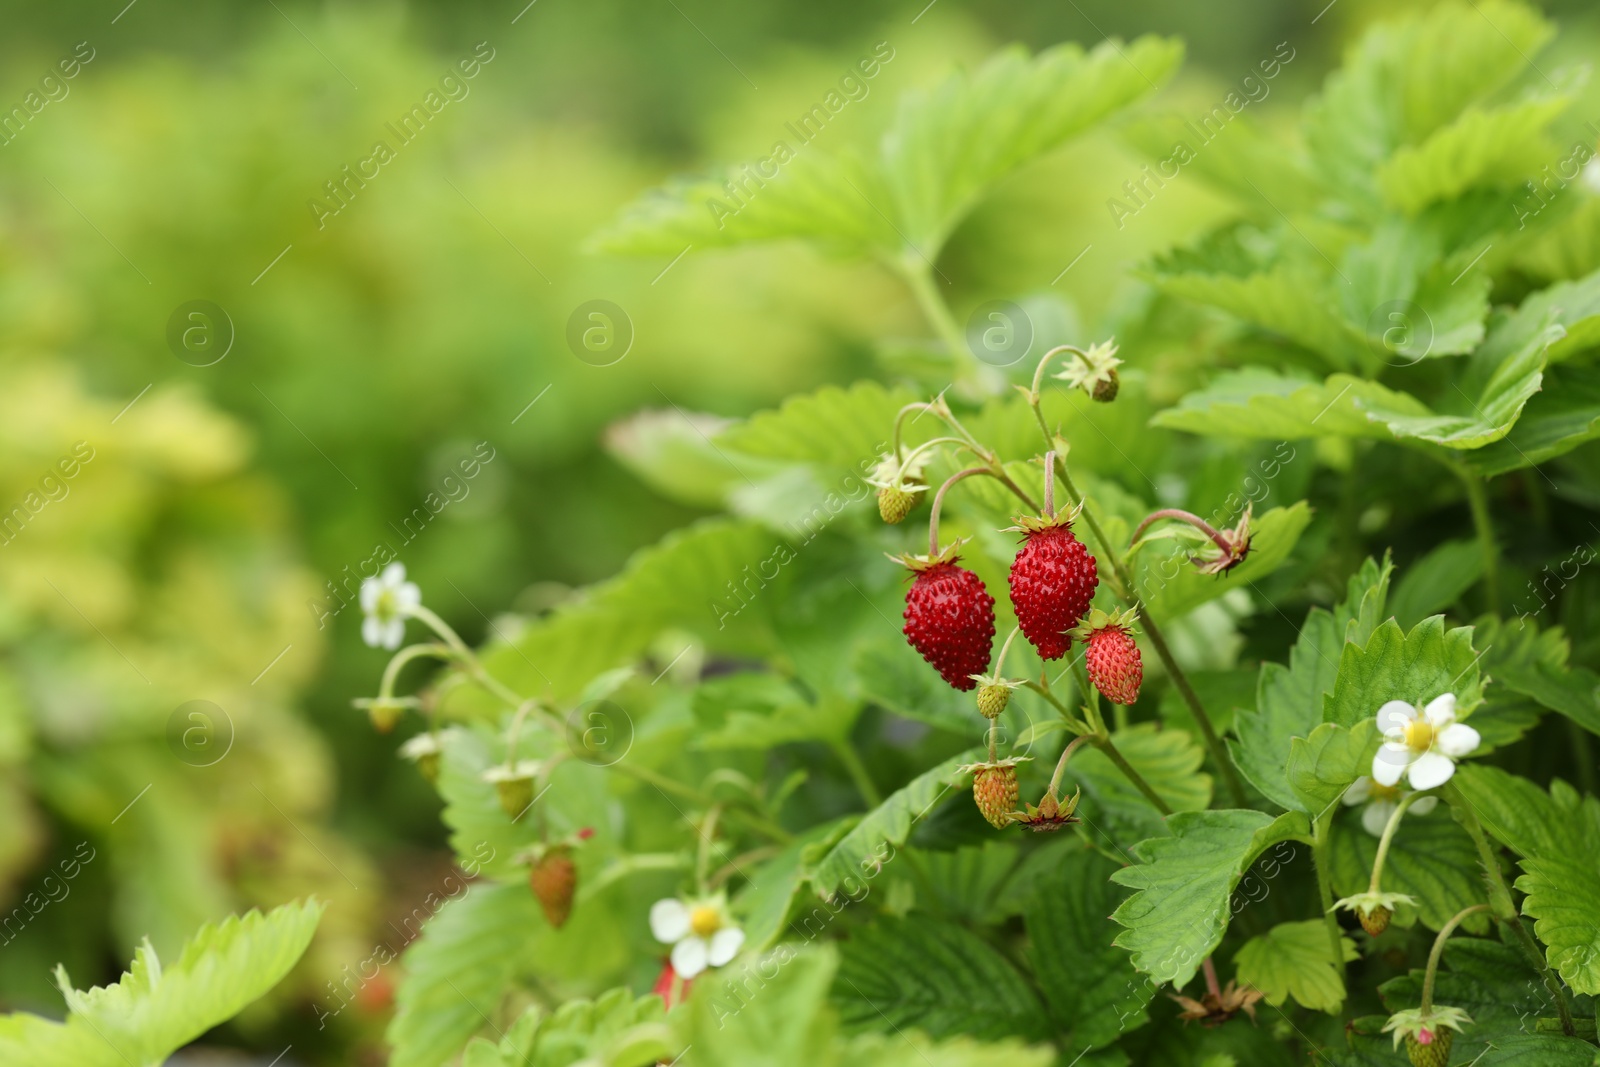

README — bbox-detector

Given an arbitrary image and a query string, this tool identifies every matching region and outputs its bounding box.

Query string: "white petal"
[394,582,422,612]
[1372,747,1407,787]
[1362,799,1395,837]
[707,927,744,967]
[360,578,381,613]
[362,614,384,648]
[380,618,406,651]
[1409,795,1438,817]
[1423,693,1458,727]
[1436,723,1480,758]
[1407,751,1456,791]
[1375,700,1418,733]
[649,899,691,944]
[671,936,710,979]
[1342,778,1373,806]
[381,562,408,588]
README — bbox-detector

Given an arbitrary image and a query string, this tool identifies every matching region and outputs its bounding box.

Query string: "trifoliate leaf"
[1026,846,1155,1048]
[1322,615,1485,729]
[1151,368,1421,441]
[736,818,853,953]
[1233,557,1392,812]
[1476,616,1600,737]
[0,899,323,1067]
[1378,94,1572,214]
[834,915,1048,1041]
[809,748,979,899]
[1110,809,1311,986]
[1233,919,1356,1013]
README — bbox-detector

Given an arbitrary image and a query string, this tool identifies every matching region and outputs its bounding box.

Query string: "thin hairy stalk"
[1454,465,1502,611]
[378,642,456,700]
[900,262,979,383]
[927,467,998,556]
[408,603,529,708]
[1132,508,1235,556]
[1422,904,1493,1012]
[1369,791,1422,893]
[1049,734,1094,796]
[1312,813,1345,971]
[832,739,883,807]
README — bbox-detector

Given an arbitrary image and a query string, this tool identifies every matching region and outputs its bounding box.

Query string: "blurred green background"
[2,0,1599,1062]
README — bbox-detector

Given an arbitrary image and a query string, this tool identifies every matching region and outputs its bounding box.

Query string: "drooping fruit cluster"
[1008,514,1098,660]
[900,550,994,691]
[1076,607,1143,705]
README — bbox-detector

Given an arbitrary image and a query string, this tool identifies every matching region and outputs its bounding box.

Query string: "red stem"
[1131,508,1233,555]
[928,468,995,557]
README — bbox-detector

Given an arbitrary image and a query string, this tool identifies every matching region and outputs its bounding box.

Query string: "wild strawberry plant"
[8,3,1600,1065]
[340,5,1600,1066]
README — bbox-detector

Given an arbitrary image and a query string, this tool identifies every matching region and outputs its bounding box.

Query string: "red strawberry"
[528,846,576,928]
[1008,516,1097,661]
[900,553,994,691]
[1077,608,1142,705]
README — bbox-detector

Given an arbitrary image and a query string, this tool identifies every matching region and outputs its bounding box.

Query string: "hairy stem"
[1132,508,1235,556]
[1093,734,1172,815]
[833,739,883,808]
[1048,734,1094,796]
[1455,466,1502,612]
[1422,904,1493,1013]
[901,262,978,384]
[1369,791,1422,894]
[1312,814,1346,973]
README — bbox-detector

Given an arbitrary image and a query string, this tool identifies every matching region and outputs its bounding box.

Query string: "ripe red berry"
[1085,622,1142,705]
[1008,521,1097,660]
[902,560,994,691]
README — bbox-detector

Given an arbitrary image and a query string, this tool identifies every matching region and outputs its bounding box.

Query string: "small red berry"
[1078,609,1142,705]
[901,557,994,691]
[1008,518,1097,661]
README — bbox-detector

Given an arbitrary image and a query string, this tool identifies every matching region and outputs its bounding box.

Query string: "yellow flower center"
[1403,718,1436,752]
[689,905,722,938]
[1370,780,1402,803]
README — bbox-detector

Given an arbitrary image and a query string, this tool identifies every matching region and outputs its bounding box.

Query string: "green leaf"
[475,519,781,702]
[834,915,1048,1041]
[880,38,1182,255]
[0,899,323,1067]
[1526,267,1600,363]
[1323,615,1485,729]
[1152,369,1421,441]
[1520,854,1600,995]
[1110,810,1310,986]
[1477,616,1600,736]
[1233,557,1393,812]
[387,884,542,1067]
[1453,765,1600,860]
[717,381,912,476]
[1467,366,1600,475]
[1328,805,1489,933]
[593,39,1180,265]
[1137,501,1313,620]
[461,989,671,1067]
[1072,724,1212,845]
[604,408,750,509]
[809,749,980,898]
[1285,720,1381,816]
[1232,920,1356,1013]
[853,634,978,734]
[1378,94,1572,214]
[1388,540,1484,628]
[735,819,853,953]
[1303,0,1554,206]
[1026,846,1155,1047]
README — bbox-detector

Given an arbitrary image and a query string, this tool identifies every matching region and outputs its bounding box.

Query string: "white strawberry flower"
[360,562,421,650]
[649,896,744,979]
[1342,776,1438,836]
[1371,693,1480,791]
